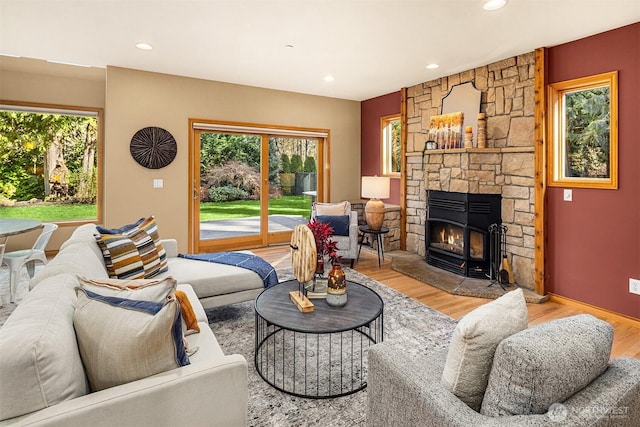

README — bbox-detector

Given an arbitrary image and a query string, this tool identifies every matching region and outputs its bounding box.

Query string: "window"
[0,101,103,222]
[547,71,618,189]
[381,115,401,176]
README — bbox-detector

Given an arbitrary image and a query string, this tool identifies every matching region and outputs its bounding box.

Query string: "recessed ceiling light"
[285,44,294,49]
[426,63,440,70]
[483,0,507,11]
[324,75,335,82]
[136,43,153,50]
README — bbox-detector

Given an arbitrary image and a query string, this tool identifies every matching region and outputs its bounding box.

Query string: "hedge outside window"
[547,71,618,189]
[381,114,401,176]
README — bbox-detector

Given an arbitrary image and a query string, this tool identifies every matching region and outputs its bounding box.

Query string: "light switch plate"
[153,179,163,189]
[563,189,572,201]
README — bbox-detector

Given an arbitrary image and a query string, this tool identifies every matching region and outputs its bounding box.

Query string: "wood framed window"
[381,114,401,176]
[0,100,103,223]
[547,71,618,189]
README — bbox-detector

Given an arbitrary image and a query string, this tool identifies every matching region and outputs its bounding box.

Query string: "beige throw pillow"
[314,201,349,216]
[441,288,528,411]
[77,275,177,302]
[74,288,189,392]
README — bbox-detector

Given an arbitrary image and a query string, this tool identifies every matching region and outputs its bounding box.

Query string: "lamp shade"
[361,176,390,200]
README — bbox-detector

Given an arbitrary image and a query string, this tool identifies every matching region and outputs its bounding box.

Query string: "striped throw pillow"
[95,216,168,279]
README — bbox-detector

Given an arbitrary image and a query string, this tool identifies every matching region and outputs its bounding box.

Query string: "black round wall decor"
[130,127,177,169]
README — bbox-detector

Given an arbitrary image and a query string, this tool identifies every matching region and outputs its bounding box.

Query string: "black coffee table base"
[254,280,384,399]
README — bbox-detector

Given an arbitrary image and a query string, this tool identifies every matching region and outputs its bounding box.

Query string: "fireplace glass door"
[429,221,464,258]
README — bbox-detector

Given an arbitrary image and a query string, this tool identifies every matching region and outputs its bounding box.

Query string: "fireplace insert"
[425,190,501,279]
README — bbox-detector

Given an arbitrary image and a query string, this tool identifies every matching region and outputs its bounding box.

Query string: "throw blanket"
[178,252,278,288]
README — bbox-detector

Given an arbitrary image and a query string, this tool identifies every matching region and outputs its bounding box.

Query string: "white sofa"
[0,223,260,426]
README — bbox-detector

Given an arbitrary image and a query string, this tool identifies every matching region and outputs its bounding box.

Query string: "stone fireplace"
[404,53,536,289]
[426,190,501,279]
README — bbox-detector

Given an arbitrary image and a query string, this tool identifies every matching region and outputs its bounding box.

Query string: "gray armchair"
[311,201,358,267]
[367,321,640,426]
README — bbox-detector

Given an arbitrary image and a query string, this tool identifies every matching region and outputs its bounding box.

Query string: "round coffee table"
[254,279,384,398]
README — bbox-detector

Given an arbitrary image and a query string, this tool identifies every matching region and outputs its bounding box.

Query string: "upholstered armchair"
[367,310,640,427]
[311,201,358,267]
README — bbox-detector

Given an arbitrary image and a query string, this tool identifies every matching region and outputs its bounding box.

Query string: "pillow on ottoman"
[481,314,613,416]
[441,288,528,411]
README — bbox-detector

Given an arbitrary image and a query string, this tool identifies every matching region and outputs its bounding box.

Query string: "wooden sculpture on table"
[289,224,317,312]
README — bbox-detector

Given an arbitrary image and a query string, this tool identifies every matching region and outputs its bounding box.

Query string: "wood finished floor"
[252,245,640,359]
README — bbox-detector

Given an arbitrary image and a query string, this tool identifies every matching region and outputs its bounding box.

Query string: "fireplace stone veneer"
[426,190,501,279]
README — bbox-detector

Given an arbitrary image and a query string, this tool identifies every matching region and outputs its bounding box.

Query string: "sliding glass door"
[189,120,327,253]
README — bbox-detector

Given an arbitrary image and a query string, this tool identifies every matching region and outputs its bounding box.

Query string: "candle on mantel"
[464,126,473,148]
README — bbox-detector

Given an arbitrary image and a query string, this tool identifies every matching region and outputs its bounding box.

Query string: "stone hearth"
[392,254,547,304]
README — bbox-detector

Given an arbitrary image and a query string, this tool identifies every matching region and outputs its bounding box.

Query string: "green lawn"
[0,195,312,222]
[0,204,97,221]
[200,195,312,221]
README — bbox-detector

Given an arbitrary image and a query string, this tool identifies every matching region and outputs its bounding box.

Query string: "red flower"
[307,218,343,266]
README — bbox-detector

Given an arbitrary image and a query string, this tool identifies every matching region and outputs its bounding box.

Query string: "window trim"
[381,114,401,177]
[546,71,618,189]
[0,99,104,225]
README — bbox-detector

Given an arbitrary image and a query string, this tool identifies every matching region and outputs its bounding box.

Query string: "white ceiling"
[1,0,639,101]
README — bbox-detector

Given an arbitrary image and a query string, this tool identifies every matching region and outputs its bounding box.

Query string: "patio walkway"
[200,214,308,240]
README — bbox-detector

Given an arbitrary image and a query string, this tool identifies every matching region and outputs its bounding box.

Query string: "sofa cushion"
[74,288,189,392]
[95,217,168,280]
[441,288,528,411]
[316,215,350,236]
[480,314,613,416]
[162,257,263,299]
[30,238,108,289]
[314,201,350,216]
[0,273,88,421]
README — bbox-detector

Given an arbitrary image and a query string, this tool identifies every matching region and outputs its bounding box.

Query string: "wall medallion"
[130,127,177,169]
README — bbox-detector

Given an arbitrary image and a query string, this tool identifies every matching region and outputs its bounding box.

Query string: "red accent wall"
[547,23,640,318]
[361,91,402,204]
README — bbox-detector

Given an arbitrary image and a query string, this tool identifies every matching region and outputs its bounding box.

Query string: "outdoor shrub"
[303,156,316,172]
[280,154,291,173]
[290,154,303,173]
[201,161,260,201]
[208,185,250,202]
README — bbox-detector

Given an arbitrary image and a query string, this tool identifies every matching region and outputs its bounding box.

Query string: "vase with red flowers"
[307,218,347,307]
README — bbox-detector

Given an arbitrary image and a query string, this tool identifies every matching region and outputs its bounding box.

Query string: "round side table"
[357,225,389,268]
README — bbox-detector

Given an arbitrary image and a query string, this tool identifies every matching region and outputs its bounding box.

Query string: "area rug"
[209,267,456,426]
[0,266,457,426]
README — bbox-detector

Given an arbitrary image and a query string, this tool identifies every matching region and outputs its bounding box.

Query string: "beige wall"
[0,57,106,250]
[105,67,360,251]
[1,58,361,252]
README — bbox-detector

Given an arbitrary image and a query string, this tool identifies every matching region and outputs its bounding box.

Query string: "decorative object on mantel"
[361,176,390,230]
[289,224,316,312]
[477,113,487,148]
[441,81,482,141]
[130,126,177,169]
[464,126,473,148]
[427,112,463,149]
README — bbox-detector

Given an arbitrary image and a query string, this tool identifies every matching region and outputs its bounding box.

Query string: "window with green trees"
[0,103,101,221]
[381,114,401,176]
[548,71,618,189]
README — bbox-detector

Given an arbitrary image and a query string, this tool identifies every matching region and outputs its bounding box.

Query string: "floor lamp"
[361,176,390,230]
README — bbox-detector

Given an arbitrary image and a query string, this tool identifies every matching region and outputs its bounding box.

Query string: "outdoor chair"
[2,223,58,303]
